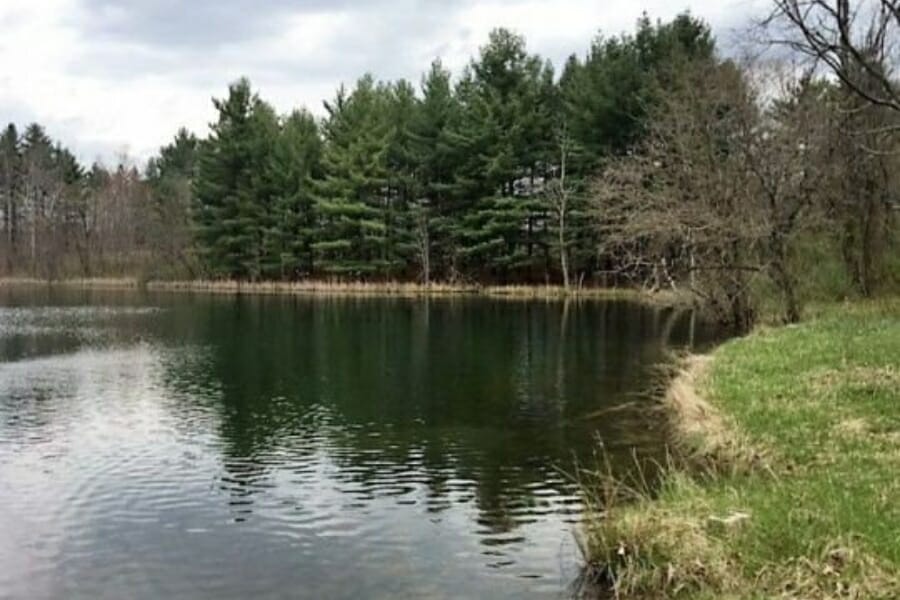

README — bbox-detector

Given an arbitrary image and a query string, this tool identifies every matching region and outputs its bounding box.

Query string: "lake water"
[0,287,717,599]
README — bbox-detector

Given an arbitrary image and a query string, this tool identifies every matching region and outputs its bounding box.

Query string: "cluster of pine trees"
[0,15,716,284]
[2,6,896,328]
[0,14,719,284]
[182,14,715,284]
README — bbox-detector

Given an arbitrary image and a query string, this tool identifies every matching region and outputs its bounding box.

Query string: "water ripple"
[0,295,718,599]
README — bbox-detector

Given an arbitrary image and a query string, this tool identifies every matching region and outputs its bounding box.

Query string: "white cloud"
[0,0,765,165]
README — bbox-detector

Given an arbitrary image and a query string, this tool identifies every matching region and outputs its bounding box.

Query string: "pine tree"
[149,128,198,181]
[261,109,321,279]
[560,12,715,163]
[0,124,22,272]
[193,78,276,279]
[313,76,394,277]
[381,79,419,278]
[244,99,280,280]
[405,61,461,282]
[449,29,556,282]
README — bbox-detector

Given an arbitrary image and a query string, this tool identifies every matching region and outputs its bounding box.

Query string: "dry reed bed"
[0,277,684,304]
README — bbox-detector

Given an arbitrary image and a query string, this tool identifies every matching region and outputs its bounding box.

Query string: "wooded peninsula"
[0,5,897,331]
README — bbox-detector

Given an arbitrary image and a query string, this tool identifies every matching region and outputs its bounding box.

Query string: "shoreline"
[0,277,690,305]
[581,299,900,598]
[662,355,765,476]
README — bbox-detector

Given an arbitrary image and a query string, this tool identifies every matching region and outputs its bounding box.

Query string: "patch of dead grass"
[834,417,872,438]
[578,470,743,599]
[582,482,900,599]
[760,541,900,600]
[0,277,686,304]
[580,353,899,598]
[664,356,769,476]
[809,366,900,395]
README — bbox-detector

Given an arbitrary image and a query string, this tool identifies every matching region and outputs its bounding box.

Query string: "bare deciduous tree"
[764,1,900,116]
[762,1,900,295]
[544,127,577,291]
[746,69,840,320]
[591,60,847,327]
[592,62,766,329]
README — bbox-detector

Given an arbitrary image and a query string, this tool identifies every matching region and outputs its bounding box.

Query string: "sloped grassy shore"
[583,300,900,599]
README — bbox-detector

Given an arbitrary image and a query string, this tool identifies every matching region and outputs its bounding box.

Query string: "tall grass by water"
[581,299,900,598]
[0,277,689,304]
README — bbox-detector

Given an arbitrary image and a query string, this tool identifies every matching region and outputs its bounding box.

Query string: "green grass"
[582,299,900,599]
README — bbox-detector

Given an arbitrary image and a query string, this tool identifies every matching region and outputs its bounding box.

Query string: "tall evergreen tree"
[313,76,394,277]
[261,109,322,279]
[449,29,556,282]
[405,61,462,281]
[244,99,281,279]
[193,78,277,279]
[560,12,715,163]
[381,79,420,278]
[148,128,198,181]
[146,128,199,276]
[0,124,21,272]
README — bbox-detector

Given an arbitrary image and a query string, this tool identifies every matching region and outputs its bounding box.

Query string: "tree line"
[0,14,715,283]
[189,15,717,286]
[0,4,897,329]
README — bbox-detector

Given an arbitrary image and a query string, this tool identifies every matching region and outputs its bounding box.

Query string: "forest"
[1,2,898,329]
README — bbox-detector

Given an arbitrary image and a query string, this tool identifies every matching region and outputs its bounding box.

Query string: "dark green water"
[0,287,718,599]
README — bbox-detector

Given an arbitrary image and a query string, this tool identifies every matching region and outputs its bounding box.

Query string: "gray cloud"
[75,0,470,47]
[68,1,469,84]
[78,0,323,46]
[2,0,764,164]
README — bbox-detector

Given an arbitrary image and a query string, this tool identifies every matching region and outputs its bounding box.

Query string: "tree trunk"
[556,134,570,292]
[4,195,13,273]
[769,230,801,323]
[859,192,886,298]
[774,259,800,323]
[31,208,37,277]
[422,226,431,286]
[559,209,569,291]
[841,215,862,293]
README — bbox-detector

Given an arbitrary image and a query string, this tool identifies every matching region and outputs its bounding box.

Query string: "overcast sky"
[0,0,765,165]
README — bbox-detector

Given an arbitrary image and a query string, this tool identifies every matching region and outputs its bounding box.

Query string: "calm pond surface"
[0,287,719,599]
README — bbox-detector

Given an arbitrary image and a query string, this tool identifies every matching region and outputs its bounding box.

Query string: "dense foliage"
[0,8,896,327]
[0,14,714,284]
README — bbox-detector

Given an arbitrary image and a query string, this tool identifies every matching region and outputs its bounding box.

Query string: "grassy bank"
[583,299,900,599]
[0,277,687,304]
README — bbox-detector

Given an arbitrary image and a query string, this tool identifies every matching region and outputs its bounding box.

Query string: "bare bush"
[591,60,846,327]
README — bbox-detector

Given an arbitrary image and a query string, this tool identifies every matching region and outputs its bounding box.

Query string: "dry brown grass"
[578,469,743,599]
[760,541,900,600]
[148,279,675,302]
[580,303,900,599]
[663,356,770,476]
[576,358,768,599]
[583,494,900,599]
[0,277,687,304]
[809,366,900,395]
[0,277,141,289]
[145,279,476,297]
